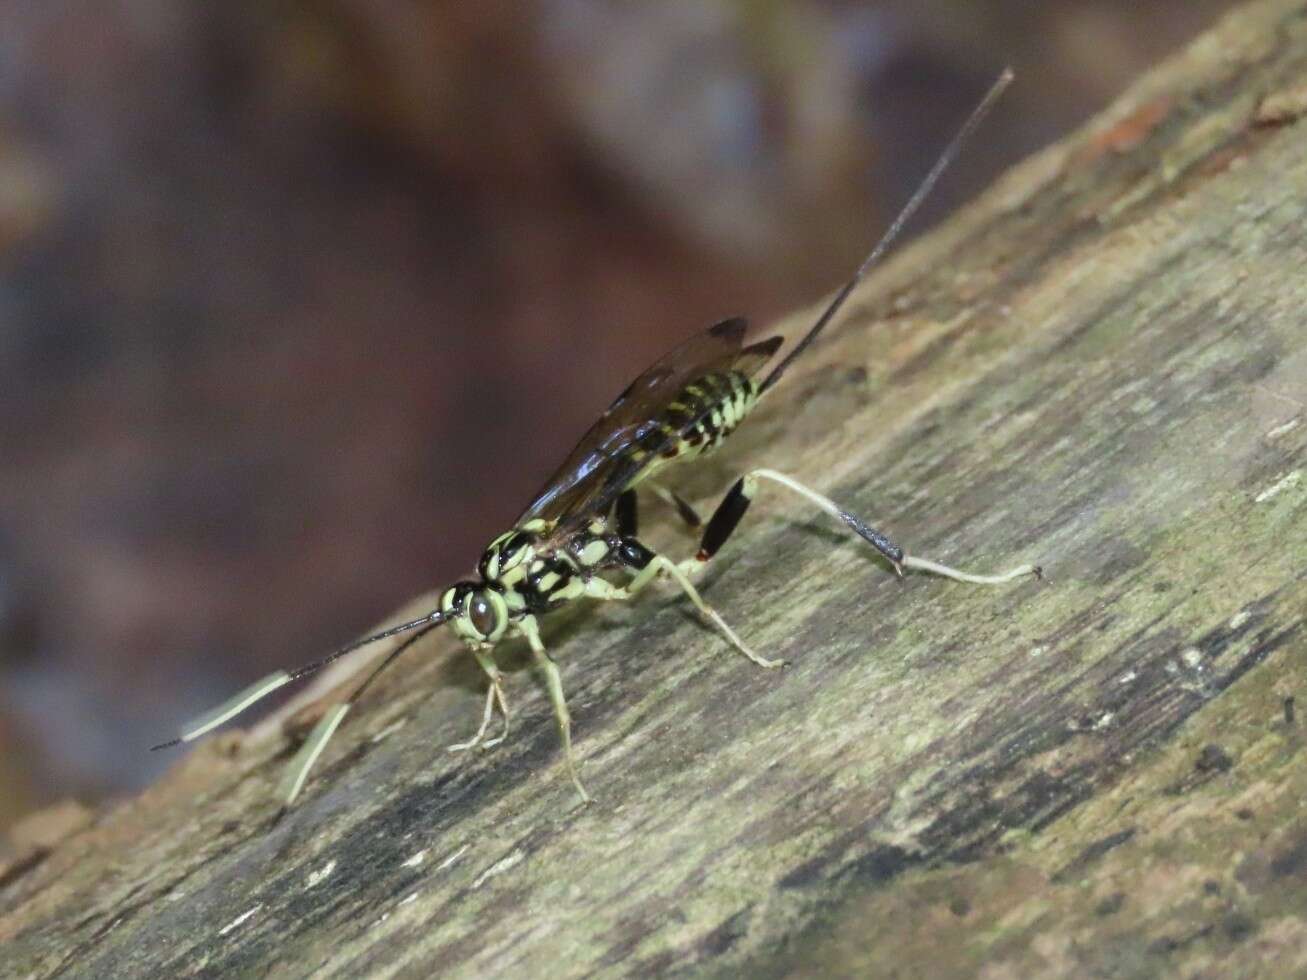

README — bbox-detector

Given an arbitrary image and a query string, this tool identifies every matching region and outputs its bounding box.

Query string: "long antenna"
[151,607,447,750]
[761,67,1013,393]
[276,619,443,809]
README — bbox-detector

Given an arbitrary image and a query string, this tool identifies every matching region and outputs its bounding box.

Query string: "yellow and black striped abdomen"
[615,369,763,498]
[657,369,761,464]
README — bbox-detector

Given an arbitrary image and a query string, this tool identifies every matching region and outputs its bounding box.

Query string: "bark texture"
[4,1,1307,976]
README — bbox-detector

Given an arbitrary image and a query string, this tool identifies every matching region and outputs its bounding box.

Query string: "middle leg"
[587,544,785,669]
[516,615,590,804]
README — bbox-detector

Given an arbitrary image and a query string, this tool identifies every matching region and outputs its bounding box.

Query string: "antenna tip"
[150,737,182,752]
[1000,66,1015,83]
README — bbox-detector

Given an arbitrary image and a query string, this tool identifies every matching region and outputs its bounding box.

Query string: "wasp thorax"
[570,533,612,569]
[478,529,537,584]
[443,581,509,646]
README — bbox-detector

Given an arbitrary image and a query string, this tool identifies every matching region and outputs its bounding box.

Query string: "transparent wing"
[518,317,776,531]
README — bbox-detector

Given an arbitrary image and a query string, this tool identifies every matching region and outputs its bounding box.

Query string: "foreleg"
[447,648,510,753]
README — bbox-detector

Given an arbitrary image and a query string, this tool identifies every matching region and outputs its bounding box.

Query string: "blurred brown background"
[0,0,1236,828]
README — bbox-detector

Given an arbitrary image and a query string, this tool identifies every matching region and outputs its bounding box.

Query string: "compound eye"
[469,593,499,637]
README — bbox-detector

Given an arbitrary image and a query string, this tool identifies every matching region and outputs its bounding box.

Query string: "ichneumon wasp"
[154,68,1038,809]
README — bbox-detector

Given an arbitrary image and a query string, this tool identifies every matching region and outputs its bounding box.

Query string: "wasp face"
[442,581,509,647]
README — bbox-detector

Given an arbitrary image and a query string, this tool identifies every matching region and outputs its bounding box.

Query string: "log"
[4,1,1307,975]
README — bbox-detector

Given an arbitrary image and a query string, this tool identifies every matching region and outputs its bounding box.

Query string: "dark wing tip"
[745,335,783,359]
[735,334,784,377]
[708,317,749,342]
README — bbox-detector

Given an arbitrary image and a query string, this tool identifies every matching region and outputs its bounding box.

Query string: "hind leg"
[615,486,702,539]
[681,468,1040,584]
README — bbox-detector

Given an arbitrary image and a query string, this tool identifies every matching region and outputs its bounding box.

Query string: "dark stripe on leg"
[839,511,905,566]
[698,477,753,561]
[671,490,702,529]
[616,489,638,537]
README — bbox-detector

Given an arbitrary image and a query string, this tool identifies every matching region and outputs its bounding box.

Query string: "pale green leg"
[585,555,786,669]
[516,616,591,804]
[678,468,1040,584]
[279,703,351,809]
[645,481,701,530]
[448,648,510,753]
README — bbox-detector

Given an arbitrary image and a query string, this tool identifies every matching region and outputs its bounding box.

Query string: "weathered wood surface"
[4,1,1307,976]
